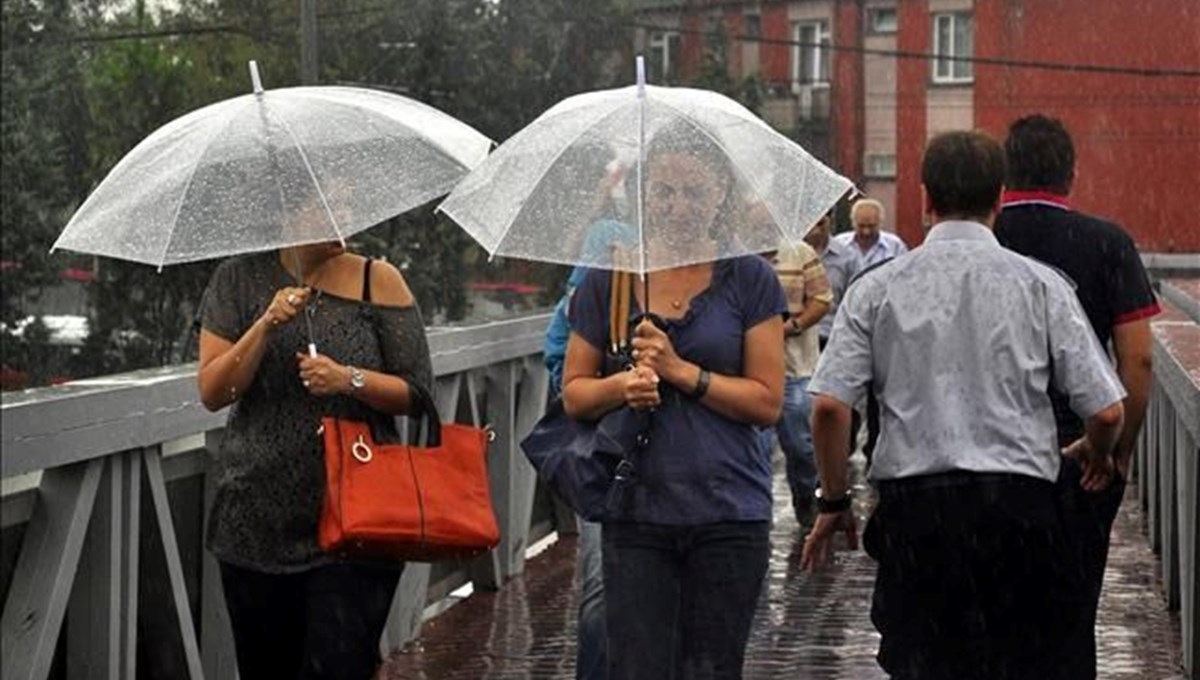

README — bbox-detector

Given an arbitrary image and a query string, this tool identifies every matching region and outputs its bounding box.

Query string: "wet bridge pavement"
[381,458,1184,679]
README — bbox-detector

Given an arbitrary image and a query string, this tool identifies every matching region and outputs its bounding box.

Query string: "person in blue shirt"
[562,123,786,679]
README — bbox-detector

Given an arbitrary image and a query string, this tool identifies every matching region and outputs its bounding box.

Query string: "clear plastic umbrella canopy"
[52,63,492,268]
[439,74,852,274]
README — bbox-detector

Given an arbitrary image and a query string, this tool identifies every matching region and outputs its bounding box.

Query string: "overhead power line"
[13,10,1200,78]
[14,5,393,46]
[624,20,1200,78]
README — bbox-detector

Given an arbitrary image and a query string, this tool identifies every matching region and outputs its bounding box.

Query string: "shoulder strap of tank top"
[362,258,373,303]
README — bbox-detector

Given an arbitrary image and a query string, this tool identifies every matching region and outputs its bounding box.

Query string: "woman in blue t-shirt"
[562,125,787,679]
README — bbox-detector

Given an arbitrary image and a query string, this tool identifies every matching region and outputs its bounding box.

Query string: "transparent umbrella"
[438,57,852,279]
[52,61,492,269]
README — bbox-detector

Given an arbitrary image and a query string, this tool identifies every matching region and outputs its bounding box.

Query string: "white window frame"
[865,153,897,178]
[791,20,831,88]
[932,12,973,84]
[867,7,898,34]
[648,30,681,83]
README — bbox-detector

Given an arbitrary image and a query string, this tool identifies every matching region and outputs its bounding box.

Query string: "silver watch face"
[350,368,366,389]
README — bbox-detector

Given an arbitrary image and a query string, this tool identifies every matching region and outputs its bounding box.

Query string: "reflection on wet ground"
[380,454,1182,679]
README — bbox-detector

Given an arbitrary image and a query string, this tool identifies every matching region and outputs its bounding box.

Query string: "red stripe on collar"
[1001,190,1070,209]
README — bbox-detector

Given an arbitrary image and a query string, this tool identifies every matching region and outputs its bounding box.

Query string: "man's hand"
[1063,437,1116,492]
[801,509,858,571]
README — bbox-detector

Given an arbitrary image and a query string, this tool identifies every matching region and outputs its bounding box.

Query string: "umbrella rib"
[265,104,347,246]
[155,98,251,270]
[652,96,797,249]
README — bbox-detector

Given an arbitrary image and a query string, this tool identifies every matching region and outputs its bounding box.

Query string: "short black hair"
[1004,114,1075,193]
[921,131,1006,220]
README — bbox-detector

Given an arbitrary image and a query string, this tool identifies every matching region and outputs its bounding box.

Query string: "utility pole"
[301,0,318,85]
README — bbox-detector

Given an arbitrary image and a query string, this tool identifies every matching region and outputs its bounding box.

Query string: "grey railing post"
[1161,398,1181,610]
[2,314,557,671]
[1,459,104,680]
[484,356,546,580]
[200,429,238,680]
[67,450,141,679]
[1148,385,1166,554]
[1176,417,1199,678]
[143,447,204,678]
[486,360,524,579]
[467,370,504,592]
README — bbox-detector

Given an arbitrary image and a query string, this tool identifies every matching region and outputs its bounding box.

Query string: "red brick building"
[632,0,1200,252]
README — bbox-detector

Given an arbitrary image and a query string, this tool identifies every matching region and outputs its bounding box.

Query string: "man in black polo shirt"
[994,114,1160,679]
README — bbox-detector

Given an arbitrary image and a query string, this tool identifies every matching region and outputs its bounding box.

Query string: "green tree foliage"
[1,0,96,386]
[1,0,642,387]
[689,21,763,116]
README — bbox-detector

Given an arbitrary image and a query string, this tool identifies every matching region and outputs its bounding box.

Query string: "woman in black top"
[197,239,433,679]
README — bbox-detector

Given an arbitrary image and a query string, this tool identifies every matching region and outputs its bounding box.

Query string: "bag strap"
[356,259,441,446]
[406,380,444,448]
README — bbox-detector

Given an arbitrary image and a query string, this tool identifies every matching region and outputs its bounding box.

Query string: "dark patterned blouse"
[199,252,434,573]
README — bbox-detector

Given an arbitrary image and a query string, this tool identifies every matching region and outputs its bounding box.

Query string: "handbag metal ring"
[352,434,373,463]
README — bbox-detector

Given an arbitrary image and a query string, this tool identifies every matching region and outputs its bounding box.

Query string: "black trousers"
[1057,457,1127,679]
[219,560,402,680]
[864,472,1089,680]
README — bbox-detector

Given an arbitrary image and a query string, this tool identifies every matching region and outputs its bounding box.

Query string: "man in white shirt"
[833,199,905,464]
[834,198,908,270]
[804,130,1126,679]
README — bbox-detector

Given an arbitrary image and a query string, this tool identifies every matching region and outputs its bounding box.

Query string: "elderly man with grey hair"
[834,198,908,270]
[833,197,907,464]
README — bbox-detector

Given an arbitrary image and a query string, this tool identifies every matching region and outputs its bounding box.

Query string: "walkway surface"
[380,457,1184,679]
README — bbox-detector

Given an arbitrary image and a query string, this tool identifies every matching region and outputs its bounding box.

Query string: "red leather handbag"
[318,384,500,562]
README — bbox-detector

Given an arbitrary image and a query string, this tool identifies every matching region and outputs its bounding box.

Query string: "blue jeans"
[577,519,607,680]
[602,521,770,679]
[776,376,817,508]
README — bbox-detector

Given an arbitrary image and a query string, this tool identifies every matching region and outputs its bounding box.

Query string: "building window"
[865,153,897,178]
[792,20,831,87]
[744,12,762,39]
[932,12,973,83]
[648,30,681,83]
[867,7,898,34]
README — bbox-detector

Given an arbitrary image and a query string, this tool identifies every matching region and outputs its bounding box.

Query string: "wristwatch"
[348,366,366,393]
[815,487,852,514]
